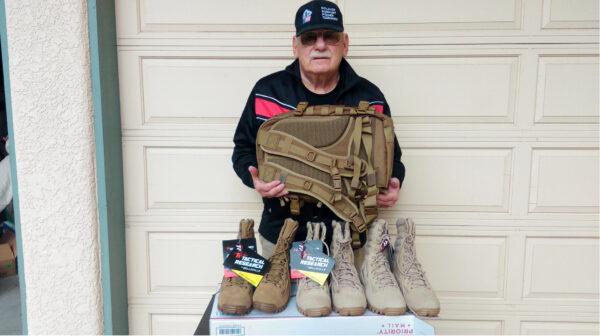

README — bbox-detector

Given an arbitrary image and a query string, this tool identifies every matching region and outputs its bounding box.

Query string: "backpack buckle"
[289,195,301,215]
[357,101,370,112]
[332,175,342,190]
[303,181,312,190]
[295,102,309,116]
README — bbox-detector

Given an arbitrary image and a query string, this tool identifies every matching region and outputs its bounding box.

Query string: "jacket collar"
[285,58,362,94]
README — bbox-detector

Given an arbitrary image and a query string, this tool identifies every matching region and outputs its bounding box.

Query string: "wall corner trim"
[87,1,129,334]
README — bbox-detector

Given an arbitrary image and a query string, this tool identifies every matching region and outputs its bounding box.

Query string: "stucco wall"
[5,0,103,333]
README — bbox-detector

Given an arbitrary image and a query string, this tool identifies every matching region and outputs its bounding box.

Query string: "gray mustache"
[310,53,331,59]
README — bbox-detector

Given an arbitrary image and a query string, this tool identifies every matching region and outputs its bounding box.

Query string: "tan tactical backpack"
[257,101,395,245]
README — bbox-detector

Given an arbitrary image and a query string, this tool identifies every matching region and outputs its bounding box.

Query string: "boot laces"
[262,236,294,288]
[369,233,396,288]
[300,273,324,290]
[222,276,251,289]
[399,234,429,289]
[222,277,235,287]
[331,237,361,289]
[299,242,330,290]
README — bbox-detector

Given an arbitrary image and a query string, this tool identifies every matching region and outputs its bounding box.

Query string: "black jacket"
[232,58,405,244]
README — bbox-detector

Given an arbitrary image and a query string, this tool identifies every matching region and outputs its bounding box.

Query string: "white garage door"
[116,1,599,334]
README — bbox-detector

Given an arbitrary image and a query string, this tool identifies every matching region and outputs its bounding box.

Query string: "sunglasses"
[298,30,343,46]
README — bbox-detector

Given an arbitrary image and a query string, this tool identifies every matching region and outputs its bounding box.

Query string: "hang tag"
[380,236,390,252]
[223,246,269,287]
[380,236,395,265]
[222,238,257,278]
[387,240,395,266]
[290,240,335,286]
[290,240,322,279]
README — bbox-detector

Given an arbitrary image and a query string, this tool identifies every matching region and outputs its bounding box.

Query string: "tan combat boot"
[253,218,299,313]
[330,220,366,316]
[392,218,440,317]
[218,219,256,315]
[296,222,332,317]
[358,219,406,315]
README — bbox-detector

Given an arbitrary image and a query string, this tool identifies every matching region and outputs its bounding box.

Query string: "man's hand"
[376,177,401,208]
[248,166,289,198]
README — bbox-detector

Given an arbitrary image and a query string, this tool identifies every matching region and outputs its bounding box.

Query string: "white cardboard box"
[210,290,435,335]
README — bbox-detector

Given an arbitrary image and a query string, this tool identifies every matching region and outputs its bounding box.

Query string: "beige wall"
[116,0,599,334]
[5,0,103,333]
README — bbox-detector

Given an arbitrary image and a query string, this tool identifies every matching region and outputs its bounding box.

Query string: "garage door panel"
[139,0,310,31]
[120,55,290,128]
[529,148,599,213]
[417,235,508,299]
[542,0,600,29]
[534,55,599,124]
[345,0,521,29]
[141,58,290,124]
[427,319,504,335]
[127,229,233,298]
[352,56,518,123]
[150,314,201,335]
[118,51,145,129]
[127,228,150,298]
[145,146,258,209]
[123,141,149,216]
[523,237,599,300]
[148,232,227,295]
[400,148,513,212]
[124,141,260,215]
[520,321,600,335]
[122,0,525,34]
[121,52,523,128]
[129,306,205,335]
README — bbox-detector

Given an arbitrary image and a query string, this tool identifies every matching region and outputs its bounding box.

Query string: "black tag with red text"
[223,246,269,287]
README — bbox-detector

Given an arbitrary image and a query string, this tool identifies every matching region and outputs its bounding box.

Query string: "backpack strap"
[263,162,369,232]
[383,117,395,183]
[351,231,362,249]
[295,104,379,116]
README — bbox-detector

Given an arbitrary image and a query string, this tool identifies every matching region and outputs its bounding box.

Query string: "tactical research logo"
[302,9,312,23]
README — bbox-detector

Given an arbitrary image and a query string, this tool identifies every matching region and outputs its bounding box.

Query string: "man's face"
[293,29,349,76]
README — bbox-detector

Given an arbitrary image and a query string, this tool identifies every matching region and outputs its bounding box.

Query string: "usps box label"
[214,325,245,335]
[377,322,415,335]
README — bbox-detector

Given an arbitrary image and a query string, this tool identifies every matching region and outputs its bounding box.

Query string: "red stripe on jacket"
[371,104,384,113]
[255,97,290,118]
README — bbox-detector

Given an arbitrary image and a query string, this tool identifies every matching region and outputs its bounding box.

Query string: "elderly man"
[232,0,405,257]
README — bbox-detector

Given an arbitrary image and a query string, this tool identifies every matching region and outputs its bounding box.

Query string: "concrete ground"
[0,275,21,335]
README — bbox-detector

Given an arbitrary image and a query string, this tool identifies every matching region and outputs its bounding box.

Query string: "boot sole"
[334,306,365,316]
[297,305,331,317]
[217,304,251,315]
[253,301,287,314]
[412,307,440,317]
[368,303,406,316]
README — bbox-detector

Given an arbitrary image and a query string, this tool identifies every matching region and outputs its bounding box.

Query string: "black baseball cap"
[295,0,344,36]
